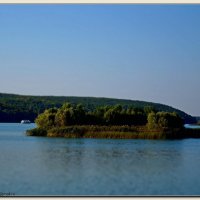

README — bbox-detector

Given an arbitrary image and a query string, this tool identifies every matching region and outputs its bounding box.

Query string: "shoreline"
[26,125,198,140]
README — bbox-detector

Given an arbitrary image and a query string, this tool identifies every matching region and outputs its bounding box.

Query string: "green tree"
[55,103,74,126]
[35,108,58,129]
[144,106,156,114]
[73,104,86,125]
[104,108,117,124]
[147,112,158,129]
[148,111,183,130]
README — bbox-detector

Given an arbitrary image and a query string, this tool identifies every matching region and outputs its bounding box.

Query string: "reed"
[26,125,185,139]
[26,128,47,136]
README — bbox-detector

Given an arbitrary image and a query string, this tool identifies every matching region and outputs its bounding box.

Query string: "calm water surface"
[184,124,200,129]
[0,123,200,196]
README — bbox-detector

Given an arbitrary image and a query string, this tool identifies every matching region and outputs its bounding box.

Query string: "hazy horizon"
[1,5,200,116]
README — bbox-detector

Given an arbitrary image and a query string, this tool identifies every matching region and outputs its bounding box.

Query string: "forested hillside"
[0,93,196,123]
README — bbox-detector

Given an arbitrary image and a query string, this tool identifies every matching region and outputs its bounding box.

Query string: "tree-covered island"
[26,102,199,139]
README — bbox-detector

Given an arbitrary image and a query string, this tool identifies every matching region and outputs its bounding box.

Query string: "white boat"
[21,120,31,124]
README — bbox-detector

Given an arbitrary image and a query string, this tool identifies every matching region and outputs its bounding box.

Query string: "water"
[184,124,200,129]
[1,123,200,196]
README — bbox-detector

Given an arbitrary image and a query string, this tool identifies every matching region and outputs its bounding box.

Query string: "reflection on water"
[184,124,200,129]
[0,123,200,195]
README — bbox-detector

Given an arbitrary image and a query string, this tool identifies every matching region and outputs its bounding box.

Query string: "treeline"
[0,103,37,122]
[35,103,184,130]
[0,92,196,124]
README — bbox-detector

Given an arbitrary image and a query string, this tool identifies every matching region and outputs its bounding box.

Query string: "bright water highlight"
[0,123,200,195]
[184,124,200,129]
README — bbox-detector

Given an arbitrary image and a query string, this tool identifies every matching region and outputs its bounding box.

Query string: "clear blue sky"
[0,5,200,116]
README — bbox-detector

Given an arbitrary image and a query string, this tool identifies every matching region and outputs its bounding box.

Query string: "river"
[0,123,200,196]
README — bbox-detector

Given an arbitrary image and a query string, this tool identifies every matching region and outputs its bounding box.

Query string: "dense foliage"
[147,112,183,129]
[35,103,147,128]
[0,92,196,123]
[24,102,187,139]
[35,103,184,130]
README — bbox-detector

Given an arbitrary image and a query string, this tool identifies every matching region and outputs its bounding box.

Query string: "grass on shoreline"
[26,125,189,140]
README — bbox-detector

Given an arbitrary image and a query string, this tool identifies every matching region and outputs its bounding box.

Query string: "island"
[26,103,200,139]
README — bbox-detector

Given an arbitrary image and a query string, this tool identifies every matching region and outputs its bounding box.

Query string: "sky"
[0,5,200,116]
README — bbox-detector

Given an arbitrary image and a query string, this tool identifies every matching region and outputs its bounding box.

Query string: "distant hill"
[0,92,196,124]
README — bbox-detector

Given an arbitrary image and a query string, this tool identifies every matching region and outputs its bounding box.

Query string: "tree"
[35,108,58,129]
[104,108,117,125]
[144,106,157,114]
[73,104,86,125]
[55,103,74,126]
[147,112,158,129]
[147,111,183,130]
